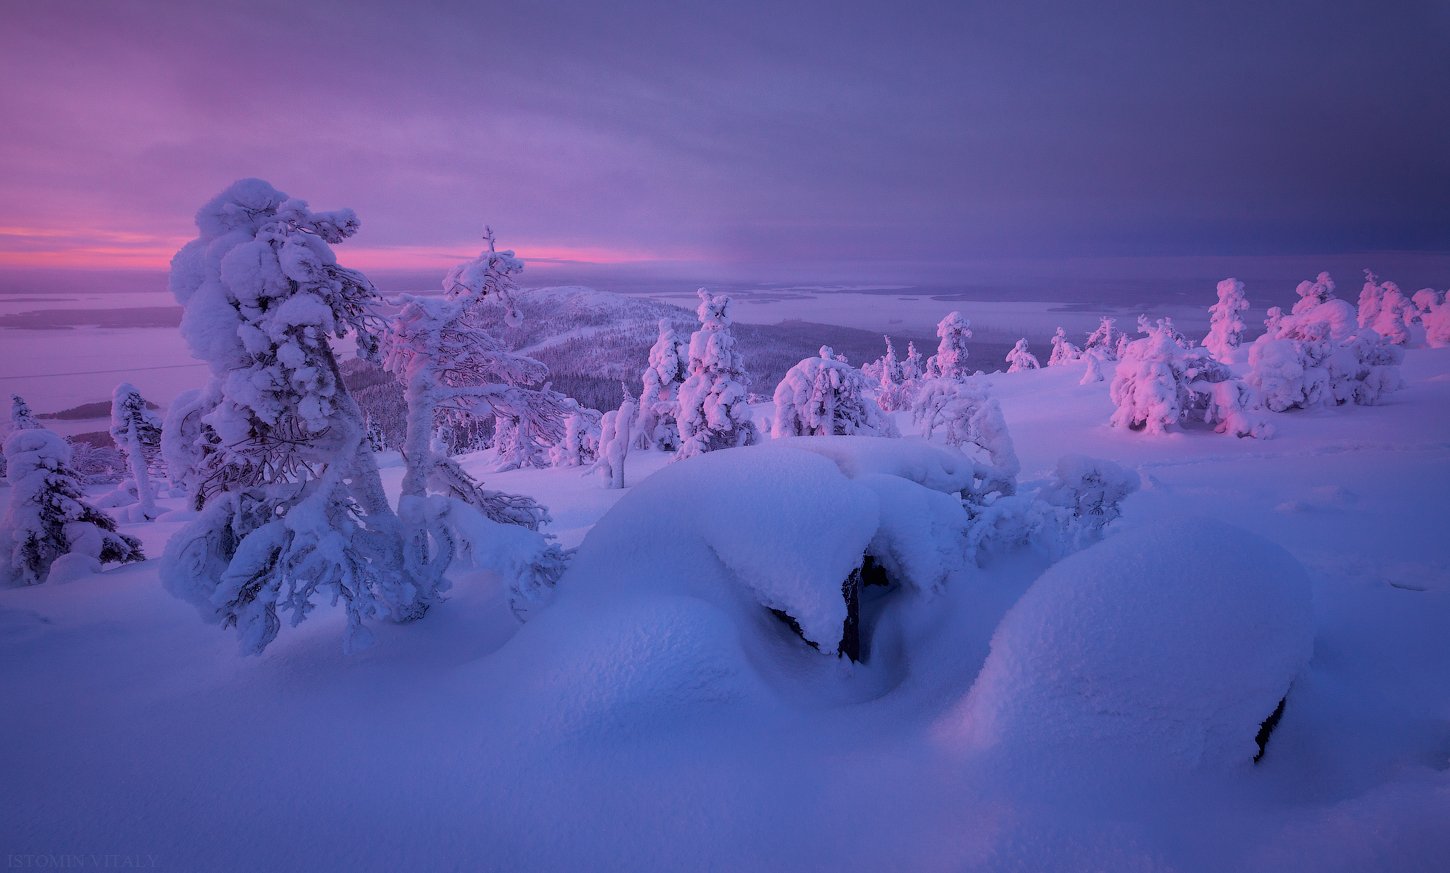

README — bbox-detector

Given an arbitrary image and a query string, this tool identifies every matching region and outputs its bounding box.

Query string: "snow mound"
[558,444,879,654]
[951,516,1314,773]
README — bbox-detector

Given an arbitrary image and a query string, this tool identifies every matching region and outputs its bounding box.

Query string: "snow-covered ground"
[3,345,1447,871]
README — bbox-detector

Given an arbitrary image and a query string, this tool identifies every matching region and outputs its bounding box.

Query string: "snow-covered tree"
[1080,350,1106,384]
[550,409,600,467]
[927,311,973,379]
[913,376,1019,496]
[1423,292,1450,348]
[160,386,220,507]
[108,383,163,520]
[1203,278,1249,361]
[771,349,899,438]
[1357,271,1413,345]
[1109,320,1264,436]
[902,341,925,381]
[1005,338,1040,373]
[1047,327,1081,366]
[634,319,687,451]
[1293,271,1336,315]
[1411,287,1442,318]
[1083,317,1121,361]
[594,388,638,489]
[11,395,38,430]
[1247,291,1404,412]
[2,424,143,586]
[675,289,758,459]
[161,179,434,654]
[863,335,919,411]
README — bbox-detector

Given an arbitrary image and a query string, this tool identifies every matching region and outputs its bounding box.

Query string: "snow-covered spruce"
[1005,338,1040,373]
[927,311,973,379]
[675,289,759,459]
[1079,349,1106,384]
[1203,277,1249,362]
[912,376,1018,497]
[2,424,143,586]
[771,348,899,438]
[381,230,566,614]
[862,336,916,412]
[1422,290,1450,348]
[634,319,688,451]
[964,454,1140,561]
[1047,327,1081,366]
[160,386,220,507]
[107,383,163,520]
[162,179,431,654]
[1082,316,1121,361]
[593,388,638,488]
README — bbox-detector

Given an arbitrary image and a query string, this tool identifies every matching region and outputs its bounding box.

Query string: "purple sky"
[2,0,1447,290]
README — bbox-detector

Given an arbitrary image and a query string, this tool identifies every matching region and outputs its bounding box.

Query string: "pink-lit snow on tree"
[1005,338,1040,373]
[635,319,688,451]
[771,348,898,438]
[1047,327,1081,366]
[927,311,973,379]
[1203,278,1249,362]
[675,289,759,459]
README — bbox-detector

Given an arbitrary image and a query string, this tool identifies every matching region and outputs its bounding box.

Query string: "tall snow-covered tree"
[551,409,600,467]
[1203,278,1249,361]
[161,179,428,654]
[2,424,143,586]
[771,348,899,438]
[109,383,163,520]
[927,311,973,379]
[635,319,688,450]
[675,289,758,459]
[1005,338,1040,373]
[902,341,925,381]
[1047,327,1081,366]
[1357,271,1413,345]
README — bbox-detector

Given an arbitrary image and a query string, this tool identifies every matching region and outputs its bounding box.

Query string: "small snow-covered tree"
[1080,350,1106,384]
[634,319,687,451]
[1247,288,1403,412]
[1047,327,1081,366]
[913,376,1019,497]
[11,395,39,430]
[772,349,899,438]
[108,383,163,520]
[927,311,973,379]
[1423,291,1450,348]
[1358,272,1413,345]
[1035,454,1141,552]
[550,409,600,467]
[1110,320,1261,436]
[1005,338,1040,373]
[2,424,143,586]
[1411,288,1442,318]
[1203,278,1249,361]
[902,341,925,381]
[593,388,638,489]
[1083,317,1121,361]
[675,289,758,459]
[161,179,432,654]
[1293,271,1337,315]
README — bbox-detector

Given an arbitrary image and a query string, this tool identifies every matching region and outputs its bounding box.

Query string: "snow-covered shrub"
[1082,316,1121,361]
[1047,327,1081,366]
[161,179,431,654]
[1035,454,1139,543]
[108,383,163,520]
[2,425,143,586]
[1203,277,1249,362]
[1079,350,1106,384]
[675,289,759,459]
[950,517,1313,776]
[771,349,899,438]
[1288,271,1356,340]
[1247,287,1404,412]
[1111,322,1267,437]
[593,390,638,489]
[68,440,128,486]
[634,319,687,451]
[1005,338,1040,373]
[912,377,1018,497]
[927,311,973,379]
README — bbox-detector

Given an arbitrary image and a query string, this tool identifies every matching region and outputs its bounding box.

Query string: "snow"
[3,287,1450,870]
[948,515,1313,775]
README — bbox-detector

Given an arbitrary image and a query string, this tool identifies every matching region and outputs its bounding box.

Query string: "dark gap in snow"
[1254,696,1288,763]
[768,553,892,664]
